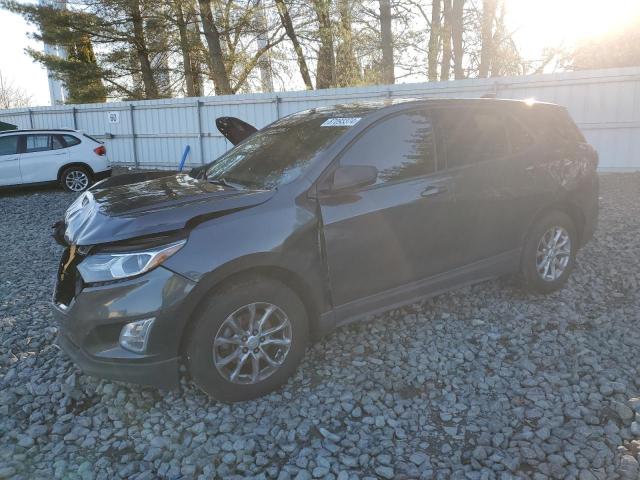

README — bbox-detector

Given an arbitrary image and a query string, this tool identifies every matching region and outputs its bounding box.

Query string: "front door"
[0,134,21,186]
[317,110,456,307]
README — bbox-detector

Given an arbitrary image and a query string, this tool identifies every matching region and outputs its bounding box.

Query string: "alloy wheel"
[213,302,292,384]
[535,226,572,281]
[65,170,89,192]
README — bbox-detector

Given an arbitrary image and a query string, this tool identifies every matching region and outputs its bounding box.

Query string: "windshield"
[205,112,356,189]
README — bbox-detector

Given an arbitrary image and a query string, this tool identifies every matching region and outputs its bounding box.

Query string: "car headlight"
[77,240,186,283]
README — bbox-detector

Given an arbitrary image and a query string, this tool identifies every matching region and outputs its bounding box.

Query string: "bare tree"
[336,0,360,86]
[478,0,497,78]
[198,0,233,95]
[314,0,336,89]
[451,0,465,79]
[440,0,452,80]
[0,71,32,109]
[427,0,441,81]
[275,0,313,89]
[379,0,394,84]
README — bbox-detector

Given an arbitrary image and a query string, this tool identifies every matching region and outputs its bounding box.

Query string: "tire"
[61,166,92,192]
[186,275,309,402]
[520,211,577,294]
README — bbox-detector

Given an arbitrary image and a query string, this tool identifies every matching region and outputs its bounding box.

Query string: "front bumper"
[56,332,180,389]
[53,265,196,389]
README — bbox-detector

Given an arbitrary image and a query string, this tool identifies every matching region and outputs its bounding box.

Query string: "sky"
[0,0,639,107]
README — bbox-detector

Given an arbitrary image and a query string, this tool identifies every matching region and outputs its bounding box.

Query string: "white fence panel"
[1,67,639,170]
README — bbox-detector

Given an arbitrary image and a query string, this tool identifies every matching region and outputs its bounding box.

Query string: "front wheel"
[186,275,309,402]
[61,166,92,192]
[520,211,577,294]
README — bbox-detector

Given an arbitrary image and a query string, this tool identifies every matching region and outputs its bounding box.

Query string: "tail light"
[94,145,106,156]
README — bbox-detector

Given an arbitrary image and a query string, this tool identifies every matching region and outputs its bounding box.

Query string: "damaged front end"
[50,172,273,389]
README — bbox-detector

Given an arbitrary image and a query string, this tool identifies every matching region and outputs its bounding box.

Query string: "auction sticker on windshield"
[321,117,362,127]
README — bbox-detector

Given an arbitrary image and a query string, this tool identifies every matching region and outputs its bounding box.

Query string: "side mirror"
[330,165,378,191]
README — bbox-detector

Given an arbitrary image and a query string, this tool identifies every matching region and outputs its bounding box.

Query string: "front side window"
[340,111,436,185]
[205,112,354,189]
[25,135,51,153]
[434,108,508,169]
[0,135,18,156]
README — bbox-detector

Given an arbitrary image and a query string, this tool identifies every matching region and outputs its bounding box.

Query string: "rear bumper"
[56,332,180,389]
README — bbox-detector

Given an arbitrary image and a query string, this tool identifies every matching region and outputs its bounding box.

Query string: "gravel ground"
[1,173,640,480]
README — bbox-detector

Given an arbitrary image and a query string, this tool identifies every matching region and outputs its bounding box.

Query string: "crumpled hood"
[63,174,274,246]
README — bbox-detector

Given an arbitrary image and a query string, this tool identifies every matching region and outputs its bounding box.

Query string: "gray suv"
[52,99,599,402]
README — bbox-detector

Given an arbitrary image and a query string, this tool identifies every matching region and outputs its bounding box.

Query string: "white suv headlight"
[77,240,186,283]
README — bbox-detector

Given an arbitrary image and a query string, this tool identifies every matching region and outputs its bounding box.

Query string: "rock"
[409,452,429,466]
[374,466,395,479]
[612,401,634,424]
[619,455,639,479]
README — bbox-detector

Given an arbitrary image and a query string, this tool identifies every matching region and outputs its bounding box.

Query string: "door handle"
[421,185,445,197]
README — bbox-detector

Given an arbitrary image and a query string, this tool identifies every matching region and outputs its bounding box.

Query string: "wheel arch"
[177,264,326,360]
[524,200,586,249]
[57,162,95,182]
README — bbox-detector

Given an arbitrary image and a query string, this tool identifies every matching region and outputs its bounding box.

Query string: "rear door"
[20,134,68,183]
[318,109,457,306]
[432,106,539,266]
[0,135,22,186]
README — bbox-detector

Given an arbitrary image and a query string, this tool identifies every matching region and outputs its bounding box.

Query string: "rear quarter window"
[63,135,81,147]
[526,106,585,144]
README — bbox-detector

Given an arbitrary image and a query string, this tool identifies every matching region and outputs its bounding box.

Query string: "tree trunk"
[274,0,313,89]
[479,0,497,78]
[441,0,452,80]
[255,1,274,92]
[452,0,465,79]
[428,0,441,81]
[174,0,196,97]
[379,0,394,84]
[314,0,336,89]
[336,0,360,86]
[198,0,233,95]
[129,0,159,99]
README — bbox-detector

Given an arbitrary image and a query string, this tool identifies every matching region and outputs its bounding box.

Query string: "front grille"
[55,246,83,306]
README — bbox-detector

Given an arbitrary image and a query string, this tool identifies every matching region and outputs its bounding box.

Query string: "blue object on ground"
[179,145,191,171]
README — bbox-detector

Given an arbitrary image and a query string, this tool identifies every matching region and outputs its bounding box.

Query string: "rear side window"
[0,135,18,156]
[506,118,534,153]
[434,108,508,169]
[52,135,65,150]
[25,135,51,153]
[341,111,436,185]
[63,135,81,147]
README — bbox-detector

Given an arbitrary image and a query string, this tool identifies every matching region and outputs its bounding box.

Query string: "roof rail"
[0,128,78,135]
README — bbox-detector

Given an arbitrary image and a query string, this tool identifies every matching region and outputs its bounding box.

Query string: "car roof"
[0,128,80,136]
[299,97,562,119]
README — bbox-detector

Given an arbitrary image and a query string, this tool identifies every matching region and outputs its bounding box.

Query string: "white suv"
[0,129,111,192]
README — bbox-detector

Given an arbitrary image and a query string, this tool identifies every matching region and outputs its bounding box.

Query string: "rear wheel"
[61,166,92,192]
[186,275,309,402]
[520,211,577,293]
